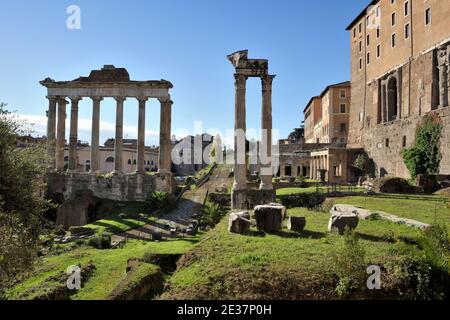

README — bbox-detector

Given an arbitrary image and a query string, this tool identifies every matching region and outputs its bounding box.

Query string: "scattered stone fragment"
[228,211,251,234]
[254,204,285,232]
[328,212,359,235]
[287,216,306,232]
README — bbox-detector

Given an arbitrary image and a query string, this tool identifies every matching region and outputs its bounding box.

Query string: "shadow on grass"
[274,229,327,239]
[366,193,449,203]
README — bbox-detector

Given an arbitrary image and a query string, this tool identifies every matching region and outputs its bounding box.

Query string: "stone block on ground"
[287,216,306,232]
[254,204,284,232]
[228,211,251,234]
[328,212,359,235]
[267,202,287,220]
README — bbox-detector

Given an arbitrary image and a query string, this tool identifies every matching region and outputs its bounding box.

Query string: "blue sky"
[0,0,365,146]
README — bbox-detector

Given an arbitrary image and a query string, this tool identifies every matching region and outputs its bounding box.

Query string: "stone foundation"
[231,189,276,210]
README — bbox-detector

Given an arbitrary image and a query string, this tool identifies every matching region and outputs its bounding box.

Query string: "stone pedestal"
[232,188,276,210]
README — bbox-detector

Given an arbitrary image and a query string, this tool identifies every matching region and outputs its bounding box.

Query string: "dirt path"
[111,165,232,243]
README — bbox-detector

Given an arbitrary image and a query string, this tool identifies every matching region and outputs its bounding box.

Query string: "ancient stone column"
[159,98,173,174]
[438,65,448,108]
[114,97,126,174]
[90,97,103,173]
[233,74,248,191]
[68,96,81,171]
[137,97,147,174]
[56,98,67,172]
[260,75,275,190]
[46,96,57,170]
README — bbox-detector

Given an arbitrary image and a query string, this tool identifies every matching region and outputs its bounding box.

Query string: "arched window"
[133,159,136,165]
[128,159,132,165]
[105,156,114,163]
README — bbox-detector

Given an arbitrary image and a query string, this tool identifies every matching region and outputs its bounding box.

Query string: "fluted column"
[260,74,275,190]
[233,74,247,191]
[137,97,147,174]
[90,97,103,173]
[159,98,173,174]
[114,97,126,174]
[56,98,67,172]
[68,96,81,171]
[46,96,57,170]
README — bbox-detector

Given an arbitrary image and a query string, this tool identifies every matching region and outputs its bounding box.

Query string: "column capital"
[114,96,126,103]
[69,96,83,102]
[91,96,104,102]
[234,73,247,90]
[158,96,172,104]
[137,96,148,103]
[46,95,58,102]
[57,97,69,104]
[261,74,276,91]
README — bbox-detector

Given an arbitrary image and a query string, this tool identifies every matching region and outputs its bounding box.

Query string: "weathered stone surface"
[287,216,306,232]
[328,212,359,235]
[254,204,284,232]
[228,211,251,234]
[267,202,287,220]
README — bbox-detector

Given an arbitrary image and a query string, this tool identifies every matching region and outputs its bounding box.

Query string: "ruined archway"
[387,77,398,121]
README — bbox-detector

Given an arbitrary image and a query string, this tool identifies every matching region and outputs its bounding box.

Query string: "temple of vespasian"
[228,50,276,210]
[41,65,175,208]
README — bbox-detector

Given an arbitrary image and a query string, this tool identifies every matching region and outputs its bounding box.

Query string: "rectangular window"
[340,104,346,113]
[353,28,356,38]
[340,90,346,98]
[359,22,362,33]
[359,41,362,52]
[367,34,370,46]
[367,52,370,64]
[425,8,431,25]
[386,138,390,147]
[404,1,409,16]
[405,23,410,39]
[359,58,362,70]
[392,33,396,47]
[340,123,347,132]
[402,136,407,147]
[377,44,381,57]
[391,0,395,4]
[376,6,381,17]
[377,27,381,38]
[392,12,396,26]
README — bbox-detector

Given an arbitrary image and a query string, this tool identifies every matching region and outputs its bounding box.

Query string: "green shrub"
[319,198,335,213]
[88,232,111,249]
[278,192,326,209]
[294,175,307,187]
[402,114,442,179]
[202,202,224,227]
[332,230,366,298]
[148,191,170,211]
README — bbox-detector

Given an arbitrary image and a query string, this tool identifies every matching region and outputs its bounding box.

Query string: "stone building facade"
[347,0,450,178]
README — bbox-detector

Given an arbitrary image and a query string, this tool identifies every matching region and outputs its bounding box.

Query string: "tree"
[287,126,304,143]
[402,114,442,179]
[352,152,375,179]
[0,103,48,295]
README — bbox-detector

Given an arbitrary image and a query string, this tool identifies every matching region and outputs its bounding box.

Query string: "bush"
[278,192,326,209]
[202,202,224,227]
[332,230,366,298]
[87,232,111,249]
[402,114,442,179]
[319,198,335,213]
[295,175,307,187]
[148,191,170,211]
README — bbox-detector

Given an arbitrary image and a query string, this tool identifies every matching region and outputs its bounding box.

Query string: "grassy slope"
[161,207,424,300]
[8,238,200,300]
[333,194,450,227]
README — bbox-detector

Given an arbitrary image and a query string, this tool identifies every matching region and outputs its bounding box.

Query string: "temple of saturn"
[228,50,276,210]
[41,65,175,206]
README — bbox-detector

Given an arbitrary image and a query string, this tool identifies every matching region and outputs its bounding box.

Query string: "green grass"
[334,194,450,227]
[161,207,426,300]
[276,186,364,196]
[85,201,156,235]
[7,237,200,300]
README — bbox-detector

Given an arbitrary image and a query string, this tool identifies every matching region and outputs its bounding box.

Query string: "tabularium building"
[278,81,358,184]
[347,0,450,179]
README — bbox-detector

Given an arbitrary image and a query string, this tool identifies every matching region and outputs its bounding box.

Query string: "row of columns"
[233,73,275,191]
[46,96,172,175]
[310,155,328,181]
